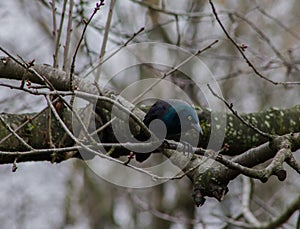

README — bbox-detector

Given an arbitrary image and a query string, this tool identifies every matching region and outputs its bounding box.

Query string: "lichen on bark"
[198,105,300,155]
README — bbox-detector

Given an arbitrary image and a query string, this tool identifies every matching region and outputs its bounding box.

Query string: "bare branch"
[63,0,74,72]
[208,0,300,86]
[54,0,68,68]
[70,0,105,91]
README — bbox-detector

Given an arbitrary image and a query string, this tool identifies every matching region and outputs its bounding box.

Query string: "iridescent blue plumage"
[135,99,203,162]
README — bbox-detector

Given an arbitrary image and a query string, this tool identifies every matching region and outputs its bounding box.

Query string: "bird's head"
[162,99,203,136]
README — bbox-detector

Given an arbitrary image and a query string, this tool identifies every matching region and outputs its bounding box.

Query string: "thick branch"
[0,57,299,207]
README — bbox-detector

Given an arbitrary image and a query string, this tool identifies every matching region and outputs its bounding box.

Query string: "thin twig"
[50,0,57,56]
[83,27,145,79]
[131,194,205,225]
[132,40,219,104]
[92,0,115,80]
[0,116,34,150]
[231,11,286,64]
[54,0,68,68]
[98,0,115,62]
[170,158,208,180]
[74,91,152,138]
[55,94,104,151]
[63,0,74,72]
[209,0,300,86]
[0,47,25,67]
[207,83,273,139]
[130,0,212,18]
[256,6,300,41]
[70,0,105,91]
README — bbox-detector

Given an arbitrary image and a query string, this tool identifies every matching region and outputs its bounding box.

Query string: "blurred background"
[0,0,299,228]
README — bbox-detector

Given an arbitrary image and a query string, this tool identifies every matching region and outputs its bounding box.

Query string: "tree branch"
[0,56,299,208]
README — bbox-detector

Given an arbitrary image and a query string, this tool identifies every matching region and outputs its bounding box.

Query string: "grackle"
[135,99,203,162]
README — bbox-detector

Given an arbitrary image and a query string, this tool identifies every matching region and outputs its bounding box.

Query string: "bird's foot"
[162,140,170,148]
[179,141,194,158]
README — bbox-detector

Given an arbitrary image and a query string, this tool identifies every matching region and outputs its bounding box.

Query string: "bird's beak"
[191,123,203,135]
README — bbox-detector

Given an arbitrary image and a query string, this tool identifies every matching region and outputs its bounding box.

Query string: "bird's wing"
[136,100,170,163]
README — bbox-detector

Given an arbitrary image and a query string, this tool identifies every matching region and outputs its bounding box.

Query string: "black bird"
[135,99,203,162]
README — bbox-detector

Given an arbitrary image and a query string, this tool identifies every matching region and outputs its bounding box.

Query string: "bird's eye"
[187,115,193,121]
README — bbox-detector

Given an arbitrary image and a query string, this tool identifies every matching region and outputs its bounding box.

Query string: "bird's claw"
[180,141,194,158]
[162,140,170,148]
